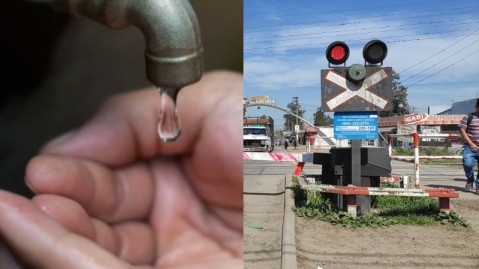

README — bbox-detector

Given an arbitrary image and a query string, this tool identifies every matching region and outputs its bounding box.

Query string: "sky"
[244,0,479,129]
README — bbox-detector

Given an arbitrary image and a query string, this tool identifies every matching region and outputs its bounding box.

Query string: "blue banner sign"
[334,111,378,140]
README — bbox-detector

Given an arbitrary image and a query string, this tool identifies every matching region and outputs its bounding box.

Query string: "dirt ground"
[296,199,479,269]
[244,193,284,269]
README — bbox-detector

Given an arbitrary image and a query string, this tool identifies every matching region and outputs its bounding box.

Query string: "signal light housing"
[363,40,388,65]
[326,41,349,66]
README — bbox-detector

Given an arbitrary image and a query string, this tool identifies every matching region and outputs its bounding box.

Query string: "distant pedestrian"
[459,98,479,195]
[284,139,289,150]
[293,139,297,149]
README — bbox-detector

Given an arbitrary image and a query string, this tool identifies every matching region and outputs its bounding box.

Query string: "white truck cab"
[243,126,272,152]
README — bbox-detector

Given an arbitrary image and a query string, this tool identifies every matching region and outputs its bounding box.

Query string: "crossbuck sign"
[321,67,393,112]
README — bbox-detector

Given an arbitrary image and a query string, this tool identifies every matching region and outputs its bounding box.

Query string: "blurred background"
[0,0,243,196]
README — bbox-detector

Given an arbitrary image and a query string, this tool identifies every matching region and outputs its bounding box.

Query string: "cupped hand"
[0,71,243,268]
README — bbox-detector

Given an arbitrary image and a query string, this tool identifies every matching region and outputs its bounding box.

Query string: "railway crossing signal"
[322,40,393,112]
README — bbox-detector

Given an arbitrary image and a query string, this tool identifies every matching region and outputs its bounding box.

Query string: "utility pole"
[292,96,299,127]
[292,96,299,146]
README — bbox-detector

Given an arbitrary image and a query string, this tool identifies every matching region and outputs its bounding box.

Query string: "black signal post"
[320,40,393,216]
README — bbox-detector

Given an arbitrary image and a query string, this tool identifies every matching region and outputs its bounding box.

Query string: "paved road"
[243,156,477,269]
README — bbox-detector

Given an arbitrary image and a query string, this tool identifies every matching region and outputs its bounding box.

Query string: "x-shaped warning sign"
[325,69,389,110]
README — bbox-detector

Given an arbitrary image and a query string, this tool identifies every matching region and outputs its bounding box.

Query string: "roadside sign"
[402,113,428,125]
[397,124,416,143]
[334,111,378,140]
[244,96,276,106]
[321,67,393,112]
[420,125,440,134]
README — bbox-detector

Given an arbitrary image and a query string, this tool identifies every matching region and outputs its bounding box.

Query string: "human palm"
[0,71,243,268]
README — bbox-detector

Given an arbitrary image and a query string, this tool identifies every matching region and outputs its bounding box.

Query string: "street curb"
[282,174,297,269]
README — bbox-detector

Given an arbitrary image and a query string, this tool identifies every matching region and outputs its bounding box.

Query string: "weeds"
[435,211,470,226]
[292,177,469,228]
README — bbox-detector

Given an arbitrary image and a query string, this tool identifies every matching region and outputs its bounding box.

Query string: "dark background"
[0,0,243,196]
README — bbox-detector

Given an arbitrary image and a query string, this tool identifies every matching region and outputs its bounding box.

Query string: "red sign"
[402,114,428,125]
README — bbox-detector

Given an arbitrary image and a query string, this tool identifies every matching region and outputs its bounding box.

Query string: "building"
[429,98,477,115]
[378,98,477,148]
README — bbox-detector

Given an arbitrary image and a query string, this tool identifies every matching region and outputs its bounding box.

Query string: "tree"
[313,107,333,126]
[243,98,247,117]
[378,70,411,117]
[284,97,305,131]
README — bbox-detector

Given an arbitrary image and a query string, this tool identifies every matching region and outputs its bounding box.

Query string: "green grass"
[373,196,438,225]
[393,147,414,156]
[291,177,469,228]
[420,159,462,165]
[392,147,462,166]
[392,147,460,157]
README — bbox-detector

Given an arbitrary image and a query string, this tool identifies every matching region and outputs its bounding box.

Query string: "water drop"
[157,87,181,143]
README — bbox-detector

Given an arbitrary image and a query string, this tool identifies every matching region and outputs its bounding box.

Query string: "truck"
[243,116,274,152]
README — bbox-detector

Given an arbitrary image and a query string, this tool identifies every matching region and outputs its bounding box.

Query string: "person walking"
[459,98,479,195]
[284,139,289,151]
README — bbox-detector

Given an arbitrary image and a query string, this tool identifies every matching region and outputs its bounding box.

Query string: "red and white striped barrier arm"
[387,133,461,188]
[242,152,303,161]
[300,184,458,198]
[243,152,315,176]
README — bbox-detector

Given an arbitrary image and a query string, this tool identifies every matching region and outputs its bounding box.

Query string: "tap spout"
[48,0,204,88]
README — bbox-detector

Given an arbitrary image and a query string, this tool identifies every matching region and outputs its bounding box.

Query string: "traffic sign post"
[320,40,393,216]
[334,111,379,211]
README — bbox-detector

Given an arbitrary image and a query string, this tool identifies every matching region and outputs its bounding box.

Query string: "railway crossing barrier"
[296,176,459,218]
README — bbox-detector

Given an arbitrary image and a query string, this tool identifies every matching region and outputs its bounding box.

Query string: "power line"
[398,29,479,74]
[407,49,479,88]
[415,81,479,86]
[245,17,478,43]
[401,37,479,83]
[246,0,459,20]
[244,29,479,54]
[245,6,478,32]
[245,19,478,45]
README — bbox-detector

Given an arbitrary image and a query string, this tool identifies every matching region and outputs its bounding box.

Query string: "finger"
[180,72,243,209]
[26,155,154,223]
[41,71,243,167]
[32,194,96,240]
[32,194,155,265]
[0,190,130,269]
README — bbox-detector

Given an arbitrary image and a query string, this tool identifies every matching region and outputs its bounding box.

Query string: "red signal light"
[326,41,349,65]
[331,46,346,61]
[363,40,388,65]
